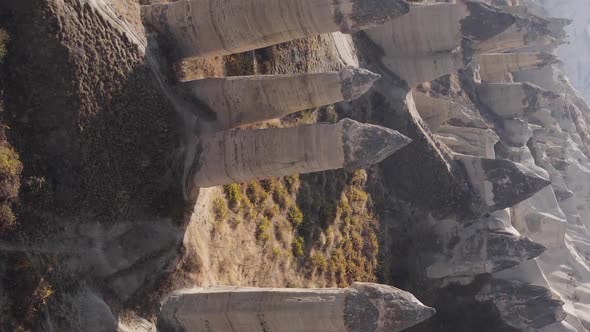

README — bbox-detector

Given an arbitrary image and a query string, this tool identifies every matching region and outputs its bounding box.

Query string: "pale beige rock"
[473,23,557,53]
[157,283,436,332]
[476,82,560,118]
[412,91,488,131]
[476,52,557,82]
[142,0,410,58]
[187,67,380,130]
[191,119,411,187]
[436,126,499,158]
[364,3,468,86]
[455,153,550,211]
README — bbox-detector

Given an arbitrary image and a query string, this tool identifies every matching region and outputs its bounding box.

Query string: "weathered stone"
[426,216,546,280]
[470,6,555,53]
[142,0,410,58]
[455,153,551,211]
[476,278,566,330]
[476,82,560,118]
[187,67,380,129]
[364,3,468,86]
[412,91,488,131]
[191,119,411,187]
[476,52,557,82]
[436,126,499,158]
[157,283,435,332]
[47,288,118,332]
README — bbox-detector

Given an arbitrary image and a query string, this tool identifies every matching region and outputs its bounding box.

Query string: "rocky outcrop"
[475,52,557,82]
[157,283,436,332]
[141,0,410,58]
[190,118,411,187]
[364,3,468,86]
[188,67,380,129]
[426,215,546,280]
[475,278,566,331]
[455,153,551,212]
[476,82,562,118]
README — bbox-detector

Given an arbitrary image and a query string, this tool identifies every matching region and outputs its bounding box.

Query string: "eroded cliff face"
[2,0,590,331]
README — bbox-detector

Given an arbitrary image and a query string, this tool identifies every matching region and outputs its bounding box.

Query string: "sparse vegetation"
[224,183,243,211]
[287,205,304,228]
[0,29,9,63]
[212,197,228,222]
[256,216,272,242]
[292,236,305,257]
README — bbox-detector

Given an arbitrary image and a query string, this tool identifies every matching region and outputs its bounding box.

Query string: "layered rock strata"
[188,67,380,129]
[475,52,557,82]
[191,119,411,187]
[141,0,410,58]
[157,282,436,332]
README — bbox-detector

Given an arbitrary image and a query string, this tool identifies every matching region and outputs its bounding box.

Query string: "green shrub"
[259,179,275,193]
[311,253,328,272]
[287,205,304,228]
[246,181,268,206]
[256,216,272,242]
[284,175,300,194]
[272,182,290,209]
[292,236,305,257]
[0,146,22,180]
[223,183,243,211]
[212,197,228,222]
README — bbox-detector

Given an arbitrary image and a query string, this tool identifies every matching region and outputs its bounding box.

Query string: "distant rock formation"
[190,118,411,187]
[455,153,551,211]
[188,67,380,129]
[476,82,562,118]
[364,3,468,86]
[141,0,410,58]
[475,52,557,82]
[157,283,436,332]
[426,215,546,280]
[475,278,566,330]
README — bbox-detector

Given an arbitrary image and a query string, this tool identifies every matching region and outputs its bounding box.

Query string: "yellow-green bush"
[246,181,268,206]
[272,182,290,209]
[310,252,328,272]
[292,236,305,257]
[287,205,304,228]
[223,183,243,211]
[212,197,228,222]
[256,216,272,242]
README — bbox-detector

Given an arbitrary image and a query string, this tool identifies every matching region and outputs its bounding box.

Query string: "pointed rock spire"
[364,3,468,86]
[157,283,435,332]
[426,215,546,280]
[340,118,412,170]
[476,52,558,82]
[187,67,380,130]
[142,0,410,58]
[476,82,559,118]
[455,154,551,211]
[191,119,411,187]
[476,278,566,330]
[347,282,436,332]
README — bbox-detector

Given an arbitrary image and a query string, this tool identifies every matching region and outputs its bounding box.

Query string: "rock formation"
[475,278,566,330]
[476,82,562,118]
[364,3,468,86]
[190,118,411,187]
[141,0,410,58]
[475,52,557,82]
[188,67,380,129]
[455,153,551,211]
[157,282,436,332]
[426,215,546,280]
